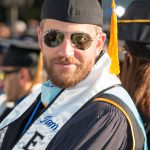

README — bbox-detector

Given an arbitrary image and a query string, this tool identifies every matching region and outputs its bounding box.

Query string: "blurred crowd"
[0,19,39,40]
[0,19,48,120]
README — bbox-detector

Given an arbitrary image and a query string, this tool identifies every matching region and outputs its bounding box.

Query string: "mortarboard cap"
[2,40,40,67]
[118,0,150,59]
[2,40,43,85]
[41,0,103,27]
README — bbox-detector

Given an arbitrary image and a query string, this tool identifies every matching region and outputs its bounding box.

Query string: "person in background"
[0,40,43,121]
[0,40,8,93]
[26,19,40,40]
[13,20,27,39]
[0,23,11,39]
[0,40,10,116]
[0,0,148,149]
[118,0,150,148]
[16,20,39,42]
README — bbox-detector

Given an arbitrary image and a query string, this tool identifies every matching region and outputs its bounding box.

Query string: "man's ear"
[96,32,106,49]
[37,27,43,50]
[95,32,106,55]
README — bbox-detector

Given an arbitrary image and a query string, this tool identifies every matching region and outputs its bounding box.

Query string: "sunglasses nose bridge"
[60,38,75,57]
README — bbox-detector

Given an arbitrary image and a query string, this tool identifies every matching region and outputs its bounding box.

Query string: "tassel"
[108,0,120,75]
[32,50,43,86]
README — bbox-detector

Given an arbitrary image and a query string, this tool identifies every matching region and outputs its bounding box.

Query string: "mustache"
[55,57,81,65]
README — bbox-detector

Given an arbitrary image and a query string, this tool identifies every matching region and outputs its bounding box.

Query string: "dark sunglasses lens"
[44,30,65,47]
[71,33,92,50]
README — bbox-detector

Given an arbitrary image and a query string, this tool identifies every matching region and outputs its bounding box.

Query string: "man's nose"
[58,38,74,58]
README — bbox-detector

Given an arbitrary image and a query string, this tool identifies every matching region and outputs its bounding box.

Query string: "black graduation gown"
[0,94,144,150]
[144,120,150,149]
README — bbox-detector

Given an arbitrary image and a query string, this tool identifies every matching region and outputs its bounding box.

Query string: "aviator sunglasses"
[42,30,97,50]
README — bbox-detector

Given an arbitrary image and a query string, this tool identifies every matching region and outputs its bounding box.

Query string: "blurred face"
[1,67,21,102]
[37,19,106,88]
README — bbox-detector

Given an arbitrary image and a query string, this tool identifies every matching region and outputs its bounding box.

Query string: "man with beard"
[0,0,148,150]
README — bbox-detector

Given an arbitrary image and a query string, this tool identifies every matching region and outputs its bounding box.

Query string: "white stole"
[0,53,121,150]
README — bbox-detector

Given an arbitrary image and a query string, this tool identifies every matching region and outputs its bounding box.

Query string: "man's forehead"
[43,19,97,32]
